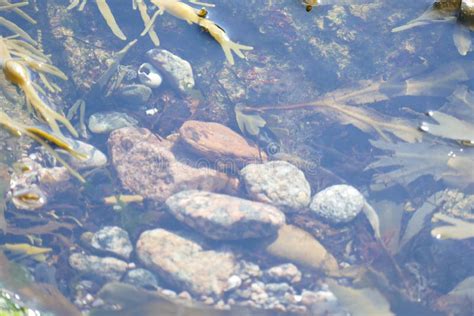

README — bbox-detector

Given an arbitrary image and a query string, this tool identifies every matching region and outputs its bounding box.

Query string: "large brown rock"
[108,127,238,203]
[178,120,264,171]
[136,228,237,296]
[165,190,285,240]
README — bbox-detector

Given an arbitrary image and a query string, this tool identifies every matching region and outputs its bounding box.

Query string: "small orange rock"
[179,120,265,171]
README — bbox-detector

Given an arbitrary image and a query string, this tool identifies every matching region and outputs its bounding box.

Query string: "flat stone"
[165,190,285,240]
[241,161,311,211]
[146,49,194,93]
[136,229,237,296]
[178,120,263,170]
[309,184,365,224]
[108,127,238,203]
[88,112,138,134]
[68,253,128,281]
[114,84,152,106]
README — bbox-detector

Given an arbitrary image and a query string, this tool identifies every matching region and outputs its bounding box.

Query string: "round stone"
[241,161,311,211]
[309,184,365,224]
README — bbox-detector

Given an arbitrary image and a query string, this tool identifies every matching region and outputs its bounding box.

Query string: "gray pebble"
[123,268,159,290]
[91,226,133,259]
[146,49,194,93]
[115,84,152,106]
[241,161,311,212]
[88,112,138,134]
[310,184,365,224]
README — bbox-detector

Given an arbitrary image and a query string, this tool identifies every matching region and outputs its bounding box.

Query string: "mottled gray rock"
[68,253,128,281]
[310,184,365,224]
[241,161,311,211]
[88,112,138,134]
[122,268,159,290]
[136,228,237,296]
[114,84,152,106]
[264,263,302,284]
[146,49,194,93]
[108,127,238,203]
[59,140,107,170]
[165,190,285,240]
[90,226,133,259]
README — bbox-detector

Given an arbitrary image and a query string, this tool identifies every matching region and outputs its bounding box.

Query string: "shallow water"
[0,0,473,315]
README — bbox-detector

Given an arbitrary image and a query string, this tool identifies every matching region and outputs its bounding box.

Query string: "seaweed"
[392,0,474,55]
[68,0,127,40]
[367,140,474,190]
[0,112,86,182]
[431,213,474,240]
[420,85,474,146]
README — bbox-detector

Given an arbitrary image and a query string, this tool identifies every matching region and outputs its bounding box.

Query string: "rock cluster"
[71,120,369,314]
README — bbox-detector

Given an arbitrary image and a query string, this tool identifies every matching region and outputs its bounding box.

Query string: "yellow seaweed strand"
[96,0,127,40]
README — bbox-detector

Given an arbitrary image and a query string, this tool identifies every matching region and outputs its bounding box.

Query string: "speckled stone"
[146,49,194,93]
[108,127,239,203]
[88,112,138,134]
[178,120,263,170]
[241,161,311,211]
[90,226,133,259]
[68,253,128,281]
[123,268,159,290]
[136,228,237,296]
[165,190,285,240]
[309,184,365,224]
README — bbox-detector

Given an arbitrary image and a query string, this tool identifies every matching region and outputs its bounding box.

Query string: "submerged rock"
[114,84,152,106]
[136,228,237,296]
[68,253,128,281]
[90,226,133,259]
[264,263,302,284]
[264,225,340,276]
[122,268,159,290]
[309,184,365,224]
[165,190,285,240]
[146,49,194,93]
[60,140,108,170]
[108,127,238,203]
[241,161,311,211]
[88,112,138,134]
[179,120,263,170]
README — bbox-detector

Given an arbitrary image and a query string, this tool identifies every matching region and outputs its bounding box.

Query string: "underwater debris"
[392,0,474,55]
[367,140,474,190]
